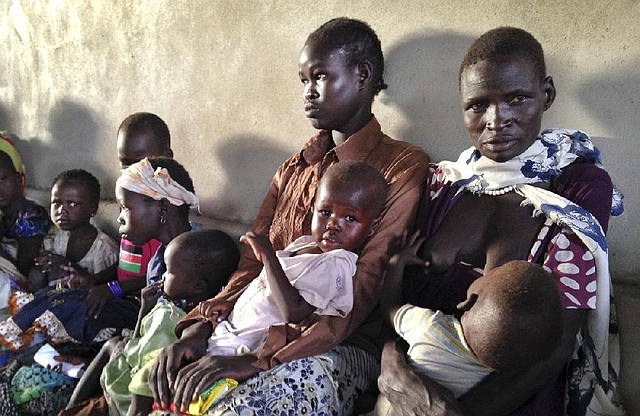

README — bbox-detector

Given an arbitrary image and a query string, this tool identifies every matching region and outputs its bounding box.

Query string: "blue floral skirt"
[150,344,379,416]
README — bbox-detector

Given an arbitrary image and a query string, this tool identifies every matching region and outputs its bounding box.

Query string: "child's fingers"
[239,232,256,244]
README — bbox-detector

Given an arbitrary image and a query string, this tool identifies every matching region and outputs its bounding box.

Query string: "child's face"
[311,183,376,253]
[298,42,365,133]
[161,242,194,300]
[50,180,97,232]
[0,157,21,211]
[117,129,169,169]
[115,185,161,245]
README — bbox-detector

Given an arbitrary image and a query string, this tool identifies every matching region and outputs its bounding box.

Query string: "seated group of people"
[0,16,628,416]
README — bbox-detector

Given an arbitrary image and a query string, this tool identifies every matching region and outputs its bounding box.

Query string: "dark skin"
[68,242,213,415]
[298,41,375,145]
[166,200,379,411]
[196,232,321,346]
[0,157,45,275]
[117,129,173,169]
[30,180,104,290]
[128,242,216,416]
[67,125,177,409]
[63,188,190,317]
[150,37,379,413]
[378,55,587,415]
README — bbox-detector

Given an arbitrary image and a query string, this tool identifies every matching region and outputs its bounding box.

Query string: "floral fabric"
[148,345,379,416]
[1,200,51,259]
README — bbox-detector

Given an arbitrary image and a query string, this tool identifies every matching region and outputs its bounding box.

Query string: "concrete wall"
[1,0,638,281]
[2,0,640,410]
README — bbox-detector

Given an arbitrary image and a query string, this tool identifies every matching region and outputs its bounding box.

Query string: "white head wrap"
[115,158,199,208]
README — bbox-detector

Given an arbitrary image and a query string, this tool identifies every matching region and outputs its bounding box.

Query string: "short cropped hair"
[474,261,563,372]
[321,161,389,219]
[52,169,101,205]
[118,112,171,152]
[148,157,195,220]
[307,17,388,94]
[172,229,240,293]
[459,27,547,87]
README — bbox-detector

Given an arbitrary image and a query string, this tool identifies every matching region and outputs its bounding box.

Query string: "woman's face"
[298,42,365,135]
[460,55,555,162]
[116,186,161,245]
[0,156,21,211]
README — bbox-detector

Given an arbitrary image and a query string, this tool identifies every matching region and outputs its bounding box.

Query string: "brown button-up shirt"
[180,117,429,368]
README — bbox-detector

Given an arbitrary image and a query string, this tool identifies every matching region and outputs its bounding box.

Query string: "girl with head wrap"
[0,157,198,416]
[67,156,198,326]
[0,132,52,309]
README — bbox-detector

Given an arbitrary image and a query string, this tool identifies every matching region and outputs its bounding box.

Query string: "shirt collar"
[300,116,383,165]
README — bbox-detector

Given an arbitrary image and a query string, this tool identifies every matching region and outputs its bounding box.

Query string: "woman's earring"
[160,216,166,225]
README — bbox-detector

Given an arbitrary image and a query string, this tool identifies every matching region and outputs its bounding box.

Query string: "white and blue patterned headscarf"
[438,129,623,217]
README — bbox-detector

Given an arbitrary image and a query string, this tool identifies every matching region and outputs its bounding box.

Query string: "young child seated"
[94,229,239,416]
[197,161,388,362]
[29,169,118,290]
[374,251,563,415]
[0,169,119,351]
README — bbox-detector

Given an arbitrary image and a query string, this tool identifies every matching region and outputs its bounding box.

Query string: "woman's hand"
[85,284,114,317]
[149,321,213,410]
[198,299,233,323]
[171,354,259,413]
[378,340,463,416]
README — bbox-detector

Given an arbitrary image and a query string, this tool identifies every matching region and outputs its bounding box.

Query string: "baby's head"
[458,260,563,372]
[117,112,173,169]
[50,169,100,232]
[162,229,240,303]
[312,161,388,253]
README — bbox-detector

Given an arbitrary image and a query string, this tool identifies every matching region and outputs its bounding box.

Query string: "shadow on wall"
[199,134,290,224]
[575,58,640,143]
[381,31,474,162]
[0,103,15,132]
[18,98,113,194]
[47,99,113,189]
[573,58,640,279]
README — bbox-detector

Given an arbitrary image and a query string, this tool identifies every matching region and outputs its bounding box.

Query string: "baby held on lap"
[375,260,563,415]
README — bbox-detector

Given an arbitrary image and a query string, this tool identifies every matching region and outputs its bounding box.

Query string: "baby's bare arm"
[381,232,428,324]
[240,232,314,323]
